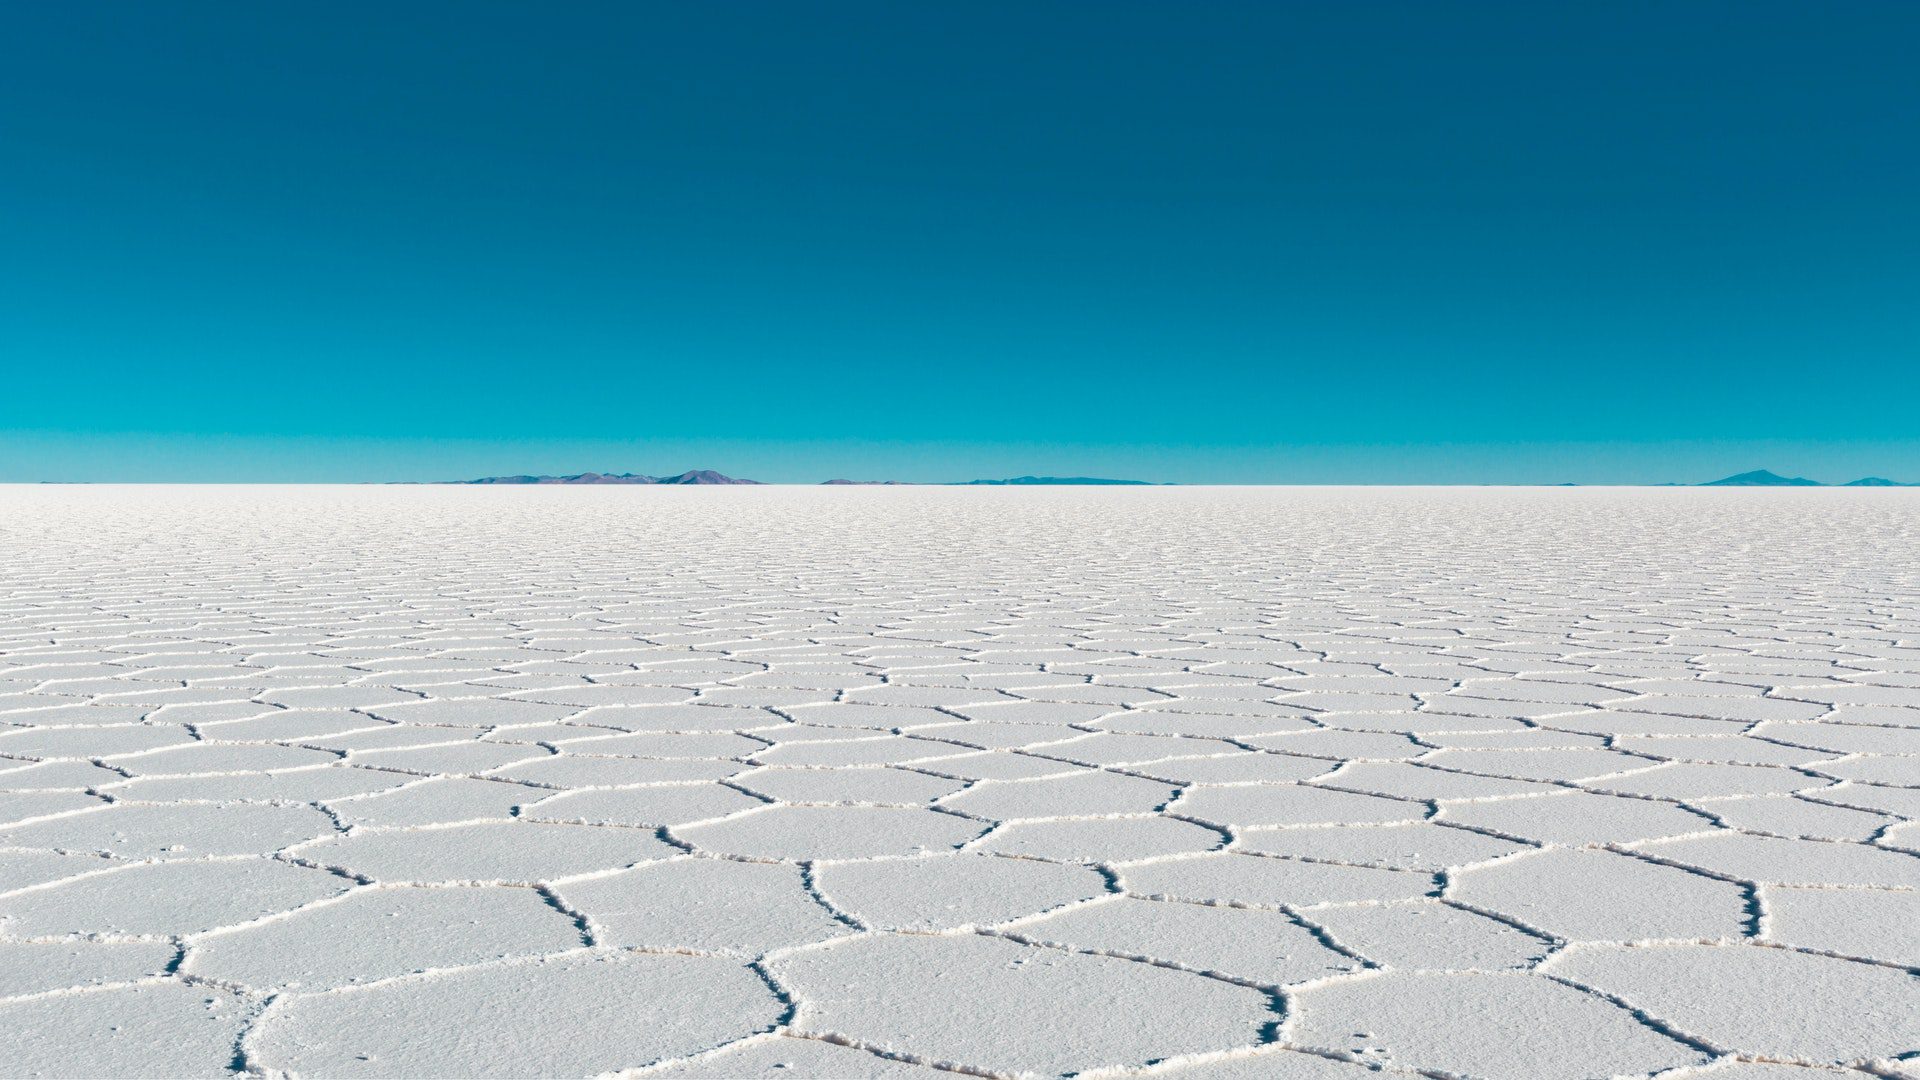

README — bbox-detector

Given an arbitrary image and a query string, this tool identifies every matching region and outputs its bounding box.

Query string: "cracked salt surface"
[0,485,1916,1079]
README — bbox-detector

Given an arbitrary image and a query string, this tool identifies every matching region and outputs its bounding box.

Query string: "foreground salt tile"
[1172,783,1421,828]
[557,857,848,955]
[0,940,177,997]
[245,950,780,1077]
[103,766,411,803]
[938,768,1178,818]
[1810,756,1918,786]
[675,803,984,859]
[183,884,583,989]
[1240,821,1525,871]
[329,775,543,827]
[774,932,1274,1076]
[750,735,970,768]
[311,723,486,752]
[635,1033,953,1077]
[0,982,254,1078]
[1435,789,1717,845]
[0,857,352,936]
[730,765,965,804]
[1288,970,1708,1078]
[1591,762,1827,799]
[781,702,955,729]
[1005,895,1357,984]
[289,820,675,883]
[1693,793,1894,842]
[1755,720,1920,756]
[0,800,338,857]
[923,750,1092,781]
[491,754,747,787]
[1133,752,1340,785]
[1146,1045,1401,1077]
[562,731,767,759]
[0,849,124,894]
[1615,734,1832,768]
[192,711,414,745]
[0,788,104,827]
[1303,900,1549,970]
[1319,760,1566,799]
[1418,728,1607,750]
[1419,747,1658,783]
[954,700,1120,725]
[1620,695,1829,725]
[1449,847,1750,942]
[0,759,128,791]
[577,703,785,733]
[1319,710,1523,734]
[1092,709,1314,739]
[1820,782,1920,819]
[1019,731,1235,767]
[107,742,341,775]
[521,783,766,827]
[974,814,1226,862]
[1633,832,1920,888]
[1118,851,1433,908]
[812,851,1107,930]
[1546,943,1920,1066]
[1761,886,1920,966]
[0,703,155,727]
[1676,1062,1895,1078]
[510,684,700,708]
[1242,728,1423,759]
[345,740,553,774]
[0,723,195,758]
[362,697,580,728]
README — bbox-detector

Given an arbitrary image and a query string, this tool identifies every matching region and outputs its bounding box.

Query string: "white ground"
[0,485,1916,1080]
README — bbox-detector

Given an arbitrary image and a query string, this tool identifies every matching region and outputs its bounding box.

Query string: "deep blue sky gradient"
[4,2,1917,482]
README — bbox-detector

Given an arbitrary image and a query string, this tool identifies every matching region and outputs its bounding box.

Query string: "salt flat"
[0,485,1916,1079]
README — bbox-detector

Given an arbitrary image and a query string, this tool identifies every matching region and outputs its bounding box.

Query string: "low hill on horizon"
[457,470,760,485]
[442,468,1910,488]
[959,476,1157,486]
[1700,469,1912,487]
[453,471,1162,486]
[1701,469,1822,486]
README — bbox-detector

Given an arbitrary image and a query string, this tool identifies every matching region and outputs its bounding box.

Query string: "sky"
[3,2,1917,484]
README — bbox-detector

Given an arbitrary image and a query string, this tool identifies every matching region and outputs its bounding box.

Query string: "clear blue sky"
[3,2,1916,483]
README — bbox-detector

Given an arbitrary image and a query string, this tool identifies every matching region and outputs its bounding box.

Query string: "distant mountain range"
[1700,469,1913,487]
[1700,469,1822,487]
[458,470,759,485]
[454,472,1160,486]
[447,468,1911,487]
[960,476,1154,486]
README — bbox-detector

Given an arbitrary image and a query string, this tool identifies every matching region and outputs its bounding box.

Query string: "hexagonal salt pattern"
[0,484,1916,1078]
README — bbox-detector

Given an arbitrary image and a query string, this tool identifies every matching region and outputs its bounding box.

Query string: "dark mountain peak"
[454,469,756,485]
[552,472,655,484]
[654,470,760,485]
[1844,477,1911,487]
[1700,470,1823,487]
[461,474,545,485]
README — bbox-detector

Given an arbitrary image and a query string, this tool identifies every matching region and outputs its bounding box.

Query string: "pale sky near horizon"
[4,3,1916,483]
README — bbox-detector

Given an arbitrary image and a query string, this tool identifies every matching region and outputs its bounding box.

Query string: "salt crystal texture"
[0,484,1915,1077]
